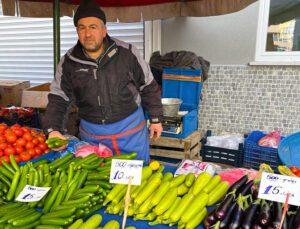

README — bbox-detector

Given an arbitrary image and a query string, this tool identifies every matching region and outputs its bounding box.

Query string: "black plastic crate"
[0,108,40,128]
[200,130,244,167]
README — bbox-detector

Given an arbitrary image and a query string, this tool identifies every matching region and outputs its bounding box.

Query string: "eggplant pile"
[203,175,300,229]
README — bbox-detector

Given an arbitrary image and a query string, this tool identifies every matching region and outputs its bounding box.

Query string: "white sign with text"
[258,172,300,206]
[109,159,143,185]
[16,185,51,202]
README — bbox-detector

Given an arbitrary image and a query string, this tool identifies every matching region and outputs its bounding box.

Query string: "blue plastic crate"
[244,131,283,171]
[162,68,202,138]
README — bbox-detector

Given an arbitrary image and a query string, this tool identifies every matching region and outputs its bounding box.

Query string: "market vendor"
[43,0,163,164]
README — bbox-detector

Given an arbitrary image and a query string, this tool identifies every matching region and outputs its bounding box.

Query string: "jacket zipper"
[96,42,116,124]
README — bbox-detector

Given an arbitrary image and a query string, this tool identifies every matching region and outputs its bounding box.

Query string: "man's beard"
[83,41,102,52]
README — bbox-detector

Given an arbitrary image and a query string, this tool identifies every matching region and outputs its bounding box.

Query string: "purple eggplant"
[258,200,272,226]
[295,207,300,229]
[204,209,217,229]
[252,218,264,229]
[241,201,260,229]
[237,180,254,196]
[219,201,236,228]
[214,192,235,220]
[270,201,287,229]
[228,202,244,229]
[228,175,248,193]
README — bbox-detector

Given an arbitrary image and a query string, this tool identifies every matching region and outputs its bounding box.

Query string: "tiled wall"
[199,65,300,136]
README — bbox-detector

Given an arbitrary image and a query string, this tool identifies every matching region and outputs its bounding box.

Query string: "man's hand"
[48,131,67,151]
[149,123,163,141]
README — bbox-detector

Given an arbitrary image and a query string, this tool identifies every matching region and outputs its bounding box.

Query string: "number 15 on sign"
[109,159,143,185]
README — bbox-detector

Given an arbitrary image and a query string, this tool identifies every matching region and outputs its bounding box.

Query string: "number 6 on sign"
[109,159,143,185]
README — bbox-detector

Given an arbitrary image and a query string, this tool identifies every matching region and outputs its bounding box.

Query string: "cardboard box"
[21,83,50,108]
[0,80,30,107]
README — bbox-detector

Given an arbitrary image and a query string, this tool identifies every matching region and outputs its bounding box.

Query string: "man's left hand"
[149,123,163,141]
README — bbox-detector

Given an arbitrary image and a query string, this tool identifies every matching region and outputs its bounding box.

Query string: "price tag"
[258,172,300,206]
[16,185,51,202]
[109,159,143,185]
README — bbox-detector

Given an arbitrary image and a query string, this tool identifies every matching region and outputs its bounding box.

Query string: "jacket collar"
[71,35,117,65]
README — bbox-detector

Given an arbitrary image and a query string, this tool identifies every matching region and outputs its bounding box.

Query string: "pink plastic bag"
[258,130,281,148]
[75,143,113,158]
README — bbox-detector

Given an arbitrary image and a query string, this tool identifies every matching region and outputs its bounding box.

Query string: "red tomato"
[0,149,3,157]
[10,124,21,130]
[5,134,17,144]
[32,138,39,145]
[4,129,13,136]
[0,135,6,143]
[0,142,8,150]
[37,135,46,143]
[25,141,35,150]
[30,129,39,136]
[34,147,42,156]
[4,146,16,156]
[38,143,48,151]
[23,132,33,141]
[13,128,24,137]
[16,138,27,147]
[0,123,8,131]
[44,149,51,154]
[20,152,31,162]
[14,155,21,163]
[1,155,10,163]
[21,127,30,133]
[27,149,36,158]
[15,146,24,154]
[295,170,300,177]
[290,166,298,174]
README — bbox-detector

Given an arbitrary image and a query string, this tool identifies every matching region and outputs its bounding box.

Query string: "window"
[0,15,147,85]
[254,0,300,64]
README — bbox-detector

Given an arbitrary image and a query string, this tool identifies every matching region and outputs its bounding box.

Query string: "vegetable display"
[103,171,229,229]
[0,152,122,228]
[0,123,50,164]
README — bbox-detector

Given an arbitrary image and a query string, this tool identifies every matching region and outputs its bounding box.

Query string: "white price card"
[109,159,143,185]
[16,185,51,202]
[258,172,300,206]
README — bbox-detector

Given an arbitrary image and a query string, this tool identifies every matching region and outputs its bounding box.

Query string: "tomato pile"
[290,165,300,177]
[0,123,50,164]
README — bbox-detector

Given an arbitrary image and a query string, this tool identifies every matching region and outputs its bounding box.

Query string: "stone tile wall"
[199,65,300,136]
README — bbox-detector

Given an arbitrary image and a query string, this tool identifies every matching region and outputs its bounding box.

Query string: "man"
[43,0,163,164]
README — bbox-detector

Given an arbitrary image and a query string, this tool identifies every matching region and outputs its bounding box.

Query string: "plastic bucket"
[161,98,182,117]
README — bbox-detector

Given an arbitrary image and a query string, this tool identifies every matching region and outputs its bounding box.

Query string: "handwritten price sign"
[109,159,143,185]
[258,172,300,206]
[16,185,51,202]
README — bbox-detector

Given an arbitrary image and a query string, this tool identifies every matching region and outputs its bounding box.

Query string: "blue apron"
[79,106,150,164]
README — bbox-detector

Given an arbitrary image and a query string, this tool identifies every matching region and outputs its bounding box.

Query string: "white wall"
[161,2,259,65]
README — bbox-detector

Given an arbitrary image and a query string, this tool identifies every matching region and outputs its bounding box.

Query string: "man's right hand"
[48,131,67,151]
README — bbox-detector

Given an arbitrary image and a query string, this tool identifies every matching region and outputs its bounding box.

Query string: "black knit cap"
[73,0,106,26]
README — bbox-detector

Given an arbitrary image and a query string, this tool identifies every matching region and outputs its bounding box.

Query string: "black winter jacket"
[43,36,163,133]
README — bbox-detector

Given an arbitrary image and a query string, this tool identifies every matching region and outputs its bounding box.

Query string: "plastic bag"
[258,130,281,148]
[206,135,244,150]
[174,159,217,177]
[75,142,113,158]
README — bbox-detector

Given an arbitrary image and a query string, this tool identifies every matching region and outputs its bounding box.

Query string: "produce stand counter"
[93,165,207,229]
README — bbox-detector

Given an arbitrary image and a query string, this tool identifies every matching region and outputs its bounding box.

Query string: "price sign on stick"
[258,172,300,206]
[110,159,143,185]
[16,185,51,202]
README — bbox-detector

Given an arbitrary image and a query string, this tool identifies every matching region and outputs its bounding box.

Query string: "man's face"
[76,17,107,54]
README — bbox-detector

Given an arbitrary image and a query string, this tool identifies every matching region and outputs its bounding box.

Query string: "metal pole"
[53,0,61,73]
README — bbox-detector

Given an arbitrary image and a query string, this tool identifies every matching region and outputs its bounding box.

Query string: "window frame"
[254,0,300,65]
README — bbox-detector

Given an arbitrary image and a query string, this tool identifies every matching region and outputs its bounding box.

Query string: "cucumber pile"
[0,152,138,228]
[104,168,230,229]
